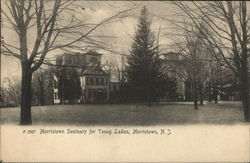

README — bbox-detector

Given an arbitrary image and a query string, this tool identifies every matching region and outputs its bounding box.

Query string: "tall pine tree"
[126,6,160,105]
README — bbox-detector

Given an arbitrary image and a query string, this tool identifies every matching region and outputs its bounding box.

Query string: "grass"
[0,101,246,126]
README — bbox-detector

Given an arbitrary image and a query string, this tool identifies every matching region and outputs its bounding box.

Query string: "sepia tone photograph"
[0,0,250,162]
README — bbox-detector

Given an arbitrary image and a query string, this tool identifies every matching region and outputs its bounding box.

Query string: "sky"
[4,1,246,81]
[1,1,184,81]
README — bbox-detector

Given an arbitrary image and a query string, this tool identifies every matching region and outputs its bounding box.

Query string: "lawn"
[0,101,246,126]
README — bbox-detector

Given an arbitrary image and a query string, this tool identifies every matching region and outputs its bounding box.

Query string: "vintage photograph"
[1,0,250,162]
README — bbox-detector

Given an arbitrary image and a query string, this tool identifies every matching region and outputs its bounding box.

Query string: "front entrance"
[94,89,105,103]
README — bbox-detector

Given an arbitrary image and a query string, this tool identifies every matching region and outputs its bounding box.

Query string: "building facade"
[53,50,110,104]
[79,65,110,103]
[161,52,186,101]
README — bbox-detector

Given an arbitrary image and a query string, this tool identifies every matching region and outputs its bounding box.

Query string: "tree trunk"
[20,64,32,125]
[240,1,250,122]
[208,81,212,102]
[194,94,199,109]
[198,83,204,105]
[147,87,152,106]
[240,66,250,122]
[194,92,198,109]
[193,82,198,109]
[213,82,218,104]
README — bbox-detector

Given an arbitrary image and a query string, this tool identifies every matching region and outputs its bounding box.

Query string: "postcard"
[1,1,249,162]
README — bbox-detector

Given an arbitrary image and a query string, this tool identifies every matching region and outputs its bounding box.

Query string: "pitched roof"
[61,50,102,56]
[85,50,103,56]
[79,63,107,76]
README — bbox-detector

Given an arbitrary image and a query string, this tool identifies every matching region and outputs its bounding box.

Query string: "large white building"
[161,52,186,100]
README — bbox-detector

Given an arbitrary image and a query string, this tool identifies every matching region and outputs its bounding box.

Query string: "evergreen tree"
[54,57,81,104]
[126,7,160,105]
[64,68,81,103]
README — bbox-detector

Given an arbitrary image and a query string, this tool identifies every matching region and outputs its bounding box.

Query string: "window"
[101,78,104,85]
[96,78,99,85]
[86,77,89,85]
[105,78,107,85]
[68,58,72,64]
[90,57,98,64]
[90,78,93,85]
[88,89,92,98]
[113,85,117,91]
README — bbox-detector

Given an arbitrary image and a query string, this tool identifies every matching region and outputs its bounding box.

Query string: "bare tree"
[32,67,53,105]
[102,58,123,83]
[1,77,21,107]
[174,26,209,109]
[1,0,136,124]
[169,1,250,121]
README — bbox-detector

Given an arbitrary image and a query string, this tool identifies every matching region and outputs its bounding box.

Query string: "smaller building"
[79,65,110,103]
